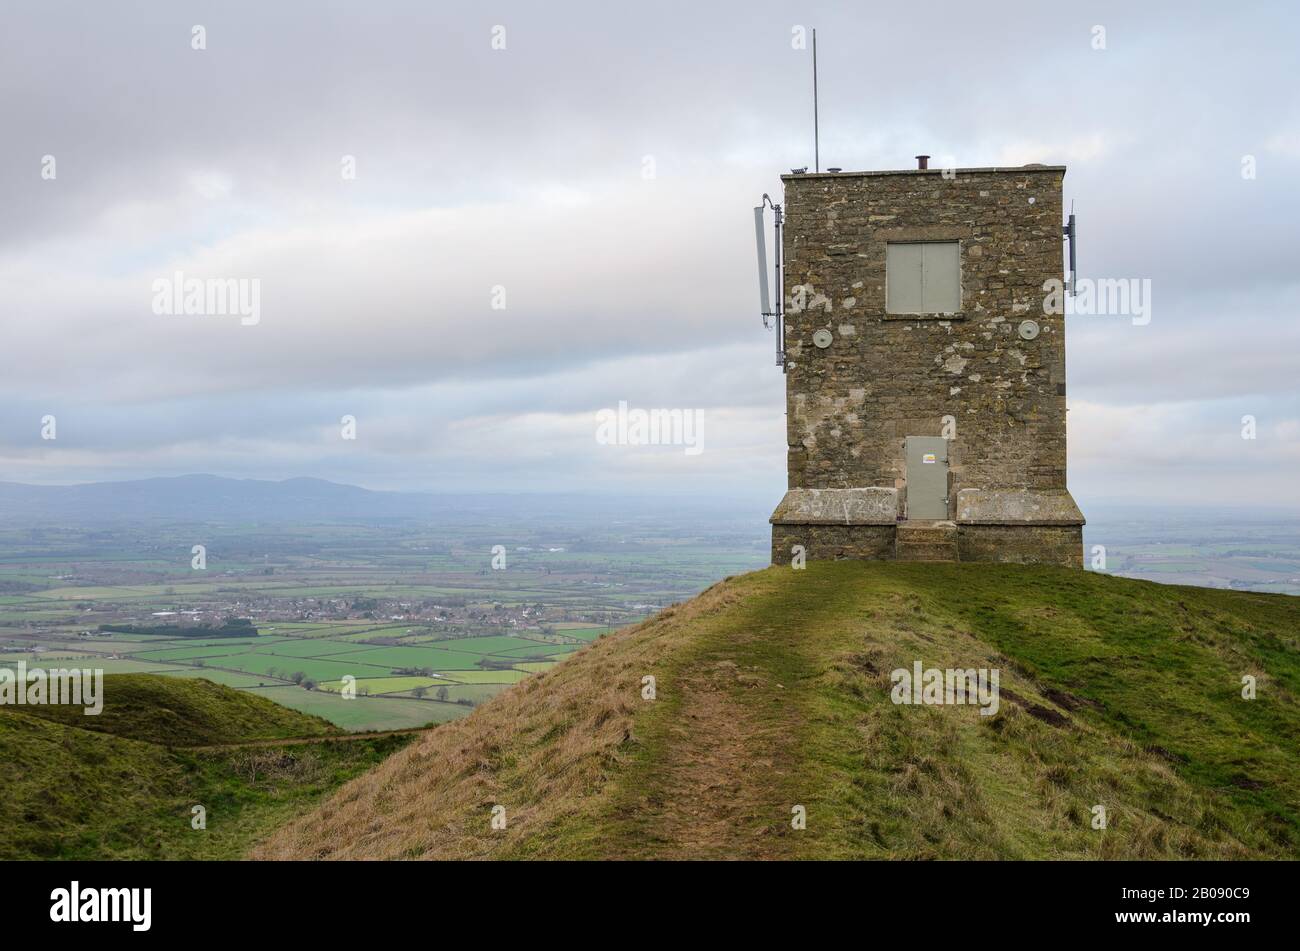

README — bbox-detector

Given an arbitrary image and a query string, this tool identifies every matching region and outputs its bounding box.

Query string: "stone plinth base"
[769,488,899,564]
[771,523,897,564]
[770,487,1084,567]
[956,524,1083,567]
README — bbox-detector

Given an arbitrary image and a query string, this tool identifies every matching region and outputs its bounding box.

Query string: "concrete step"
[896,527,955,542]
[895,520,958,562]
[896,543,957,562]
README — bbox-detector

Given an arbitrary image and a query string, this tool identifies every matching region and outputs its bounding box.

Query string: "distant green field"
[35,584,230,600]
[203,653,393,681]
[1,657,185,676]
[554,624,607,641]
[97,625,578,728]
[251,686,462,731]
[437,669,530,685]
[334,624,428,640]
[0,610,80,621]
[143,635,289,649]
[230,638,374,659]
[1131,562,1206,573]
[339,645,498,670]
[87,632,182,642]
[497,642,583,657]
[70,639,189,654]
[276,628,383,641]
[0,649,97,662]
[317,675,454,695]
[260,623,344,637]
[156,668,286,689]
[134,641,272,661]
[425,635,548,653]
[335,629,399,642]
[111,628,565,716]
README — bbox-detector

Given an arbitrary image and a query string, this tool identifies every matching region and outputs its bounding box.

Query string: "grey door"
[905,436,949,520]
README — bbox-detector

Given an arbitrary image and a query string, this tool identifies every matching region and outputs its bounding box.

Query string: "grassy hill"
[254,562,1300,860]
[0,675,411,859]
[3,674,337,746]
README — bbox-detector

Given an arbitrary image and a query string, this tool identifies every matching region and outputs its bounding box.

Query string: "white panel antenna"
[754,194,784,369]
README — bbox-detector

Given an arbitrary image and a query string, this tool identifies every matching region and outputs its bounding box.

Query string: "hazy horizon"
[6,472,1300,521]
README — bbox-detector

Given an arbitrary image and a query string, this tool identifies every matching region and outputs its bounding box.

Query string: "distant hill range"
[0,475,651,522]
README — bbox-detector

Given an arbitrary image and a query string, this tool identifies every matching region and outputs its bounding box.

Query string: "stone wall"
[957,525,1084,567]
[780,166,1070,500]
[771,524,896,564]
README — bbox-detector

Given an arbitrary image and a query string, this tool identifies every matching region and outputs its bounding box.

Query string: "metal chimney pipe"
[915,154,930,170]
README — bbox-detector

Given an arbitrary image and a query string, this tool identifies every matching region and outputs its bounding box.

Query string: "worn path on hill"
[253,563,1300,861]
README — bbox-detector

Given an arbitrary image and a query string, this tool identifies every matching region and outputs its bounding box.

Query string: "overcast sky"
[1,0,1297,510]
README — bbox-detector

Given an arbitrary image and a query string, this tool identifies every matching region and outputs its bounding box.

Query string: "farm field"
[1,655,186,676]
[317,675,455,695]
[1084,509,1300,595]
[435,668,531,684]
[497,643,582,657]
[1,622,589,731]
[0,605,635,732]
[251,686,465,731]
[553,623,608,641]
[157,668,283,688]
[0,502,773,730]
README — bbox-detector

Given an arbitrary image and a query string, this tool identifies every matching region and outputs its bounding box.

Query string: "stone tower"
[769,161,1084,566]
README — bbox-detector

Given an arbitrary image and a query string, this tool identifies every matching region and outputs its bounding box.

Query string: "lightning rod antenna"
[812,28,820,173]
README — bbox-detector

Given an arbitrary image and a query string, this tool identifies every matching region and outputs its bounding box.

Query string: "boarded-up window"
[886,241,960,314]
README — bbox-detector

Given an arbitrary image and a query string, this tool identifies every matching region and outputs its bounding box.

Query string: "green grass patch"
[0,706,411,859]
[250,686,464,731]
[317,676,454,695]
[436,668,530,685]
[156,668,288,689]
[337,645,497,671]
[198,653,394,682]
[2,657,187,676]
[3,674,336,746]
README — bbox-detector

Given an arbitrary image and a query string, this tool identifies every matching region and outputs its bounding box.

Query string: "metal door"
[905,436,949,520]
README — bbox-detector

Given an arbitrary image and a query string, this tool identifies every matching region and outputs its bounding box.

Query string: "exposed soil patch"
[998,687,1071,727]
[1042,687,1102,712]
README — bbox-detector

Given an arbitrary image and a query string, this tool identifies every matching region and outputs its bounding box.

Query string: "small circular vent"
[812,329,834,349]
[1018,320,1040,340]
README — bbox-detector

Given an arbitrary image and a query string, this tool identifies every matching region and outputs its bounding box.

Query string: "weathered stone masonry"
[769,164,1084,566]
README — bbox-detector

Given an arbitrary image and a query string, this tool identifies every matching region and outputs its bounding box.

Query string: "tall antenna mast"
[812,28,820,173]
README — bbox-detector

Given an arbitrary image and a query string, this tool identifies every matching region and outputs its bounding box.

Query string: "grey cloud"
[1,0,1297,504]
